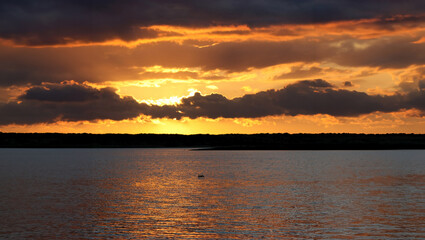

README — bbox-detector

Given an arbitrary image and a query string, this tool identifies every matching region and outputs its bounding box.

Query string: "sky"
[1,0,425,134]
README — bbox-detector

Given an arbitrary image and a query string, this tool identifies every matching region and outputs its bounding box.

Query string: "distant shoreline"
[194,146,425,150]
[1,133,425,150]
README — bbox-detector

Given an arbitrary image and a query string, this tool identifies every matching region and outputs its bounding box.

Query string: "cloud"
[145,79,425,119]
[420,80,425,90]
[0,88,12,102]
[0,45,141,86]
[3,79,425,125]
[1,0,425,45]
[274,66,323,80]
[344,81,353,87]
[149,79,402,119]
[2,34,425,88]
[19,81,101,102]
[136,70,227,81]
[398,67,425,92]
[0,82,143,125]
[0,40,336,87]
[332,37,425,69]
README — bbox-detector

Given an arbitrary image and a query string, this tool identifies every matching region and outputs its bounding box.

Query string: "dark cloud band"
[1,79,424,125]
[1,0,425,45]
[2,35,425,88]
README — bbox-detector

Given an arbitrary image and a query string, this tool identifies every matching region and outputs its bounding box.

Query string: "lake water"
[0,149,424,239]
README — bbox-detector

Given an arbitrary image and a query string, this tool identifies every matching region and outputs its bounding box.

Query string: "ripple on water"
[0,149,424,239]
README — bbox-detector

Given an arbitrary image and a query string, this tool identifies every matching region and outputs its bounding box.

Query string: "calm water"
[0,149,424,239]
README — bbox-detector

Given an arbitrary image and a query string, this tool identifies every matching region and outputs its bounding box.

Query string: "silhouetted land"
[1,133,425,149]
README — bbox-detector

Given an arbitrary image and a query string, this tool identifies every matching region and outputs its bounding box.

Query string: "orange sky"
[1,1,425,133]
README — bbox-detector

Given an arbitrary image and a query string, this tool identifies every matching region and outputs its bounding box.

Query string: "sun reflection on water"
[1,149,424,239]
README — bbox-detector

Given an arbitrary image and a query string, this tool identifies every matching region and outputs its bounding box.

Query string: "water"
[0,149,424,239]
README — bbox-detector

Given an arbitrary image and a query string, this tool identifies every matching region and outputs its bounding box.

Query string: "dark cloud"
[419,80,425,90]
[0,88,12,102]
[0,82,143,125]
[1,0,425,45]
[344,81,353,87]
[190,40,334,72]
[3,79,425,125]
[142,79,425,118]
[361,15,425,31]
[19,82,101,102]
[332,37,425,69]
[275,66,323,80]
[2,35,425,88]
[405,90,425,111]
[148,79,401,119]
[399,67,425,92]
[0,40,337,87]
[0,44,141,86]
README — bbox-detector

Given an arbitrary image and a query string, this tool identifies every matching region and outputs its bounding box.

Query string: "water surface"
[0,149,424,239]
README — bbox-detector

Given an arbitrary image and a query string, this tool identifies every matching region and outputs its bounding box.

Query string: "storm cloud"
[1,0,425,45]
[2,79,425,125]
